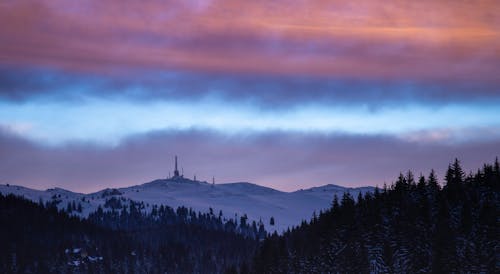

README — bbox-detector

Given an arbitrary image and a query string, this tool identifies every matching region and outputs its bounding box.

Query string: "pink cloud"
[0,0,498,82]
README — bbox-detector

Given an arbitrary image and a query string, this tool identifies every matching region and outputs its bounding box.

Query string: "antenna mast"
[174,155,180,177]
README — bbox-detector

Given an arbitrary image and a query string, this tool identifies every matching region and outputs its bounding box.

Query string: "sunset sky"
[1,0,499,192]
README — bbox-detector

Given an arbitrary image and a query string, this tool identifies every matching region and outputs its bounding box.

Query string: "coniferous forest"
[0,159,498,273]
[0,195,262,273]
[252,159,499,273]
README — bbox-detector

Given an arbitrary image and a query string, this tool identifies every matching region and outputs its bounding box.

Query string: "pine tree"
[357,192,363,204]
[332,195,340,213]
[445,164,454,186]
[494,157,499,176]
[417,174,426,191]
[428,169,439,192]
[395,172,407,193]
[452,158,464,184]
[406,170,415,186]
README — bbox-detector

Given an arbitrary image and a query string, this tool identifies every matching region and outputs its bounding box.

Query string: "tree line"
[250,158,499,273]
[0,193,263,273]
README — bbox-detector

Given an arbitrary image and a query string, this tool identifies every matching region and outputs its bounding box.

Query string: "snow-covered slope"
[0,178,373,233]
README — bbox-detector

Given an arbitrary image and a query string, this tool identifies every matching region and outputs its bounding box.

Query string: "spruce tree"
[270,217,275,226]
[452,158,464,184]
[428,169,439,191]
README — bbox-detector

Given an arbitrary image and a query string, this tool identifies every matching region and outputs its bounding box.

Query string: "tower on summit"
[174,155,180,177]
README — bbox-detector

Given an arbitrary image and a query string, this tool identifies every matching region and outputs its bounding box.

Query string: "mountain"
[0,177,373,233]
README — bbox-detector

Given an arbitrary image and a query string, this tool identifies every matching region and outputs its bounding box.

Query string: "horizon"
[2,153,377,193]
[1,156,495,194]
[1,177,375,195]
[1,0,499,192]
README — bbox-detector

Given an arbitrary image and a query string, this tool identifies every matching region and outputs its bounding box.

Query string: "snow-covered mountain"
[0,177,373,233]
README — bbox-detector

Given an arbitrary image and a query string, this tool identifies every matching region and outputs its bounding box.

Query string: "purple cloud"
[1,128,498,193]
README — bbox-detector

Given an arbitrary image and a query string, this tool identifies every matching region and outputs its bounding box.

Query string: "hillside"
[251,159,499,273]
[0,178,373,233]
[0,193,259,273]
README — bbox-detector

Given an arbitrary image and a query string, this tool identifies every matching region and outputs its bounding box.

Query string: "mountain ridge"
[0,179,373,232]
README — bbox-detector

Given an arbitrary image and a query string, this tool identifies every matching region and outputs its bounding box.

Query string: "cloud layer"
[1,1,499,81]
[1,129,499,193]
[1,65,499,110]
[0,0,499,191]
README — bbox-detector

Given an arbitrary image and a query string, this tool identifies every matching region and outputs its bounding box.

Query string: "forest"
[0,193,262,273]
[251,159,499,273]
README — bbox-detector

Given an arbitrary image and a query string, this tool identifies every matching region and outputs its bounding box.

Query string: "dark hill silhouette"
[251,158,499,273]
[0,193,260,273]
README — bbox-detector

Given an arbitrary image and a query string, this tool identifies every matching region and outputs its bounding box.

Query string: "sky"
[0,0,499,193]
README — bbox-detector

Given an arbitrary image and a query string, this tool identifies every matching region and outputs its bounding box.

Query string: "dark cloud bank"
[1,66,499,109]
[1,129,498,193]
